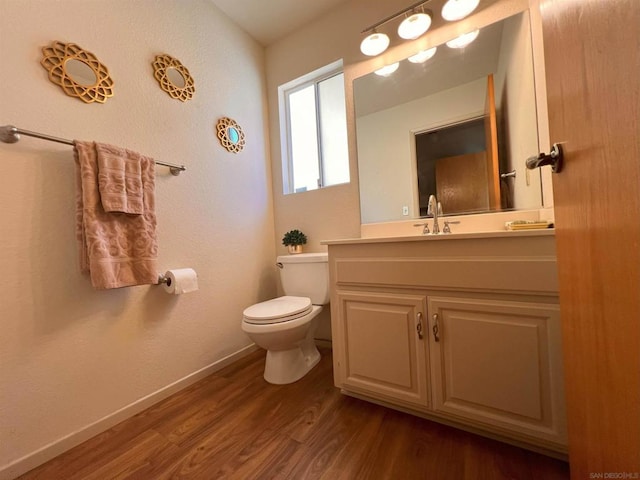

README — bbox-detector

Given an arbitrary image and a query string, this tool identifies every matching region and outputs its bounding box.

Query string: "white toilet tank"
[278,252,330,305]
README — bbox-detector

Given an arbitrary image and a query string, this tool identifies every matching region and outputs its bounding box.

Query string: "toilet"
[242,252,330,384]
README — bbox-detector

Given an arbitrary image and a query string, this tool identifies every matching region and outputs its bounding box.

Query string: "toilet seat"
[243,296,312,325]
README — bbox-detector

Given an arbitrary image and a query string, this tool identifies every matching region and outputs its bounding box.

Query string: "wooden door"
[483,74,500,210]
[541,0,640,475]
[435,152,489,214]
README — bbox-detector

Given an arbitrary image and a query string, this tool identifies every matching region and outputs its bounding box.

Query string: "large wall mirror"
[354,10,542,223]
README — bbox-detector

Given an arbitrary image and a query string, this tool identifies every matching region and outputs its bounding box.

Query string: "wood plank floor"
[18,348,569,479]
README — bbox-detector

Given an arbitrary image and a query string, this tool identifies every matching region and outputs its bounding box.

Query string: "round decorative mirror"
[152,54,195,102]
[41,41,114,104]
[216,117,245,153]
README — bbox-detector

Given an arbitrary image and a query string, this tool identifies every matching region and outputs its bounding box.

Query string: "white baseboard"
[0,344,259,480]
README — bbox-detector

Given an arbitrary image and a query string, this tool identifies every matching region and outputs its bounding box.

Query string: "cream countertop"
[321,228,555,245]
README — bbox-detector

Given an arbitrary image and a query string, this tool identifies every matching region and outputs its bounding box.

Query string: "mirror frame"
[216,117,245,153]
[152,54,195,102]
[41,41,114,104]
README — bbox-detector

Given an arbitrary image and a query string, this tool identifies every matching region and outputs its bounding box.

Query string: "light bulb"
[374,62,399,77]
[446,29,480,49]
[441,0,480,21]
[408,47,437,63]
[398,12,432,40]
[360,32,390,56]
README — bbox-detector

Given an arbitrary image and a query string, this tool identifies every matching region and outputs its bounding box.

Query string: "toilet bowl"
[242,253,329,384]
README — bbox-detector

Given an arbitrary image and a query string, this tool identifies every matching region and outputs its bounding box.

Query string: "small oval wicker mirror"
[40,41,114,104]
[152,54,195,102]
[216,117,245,153]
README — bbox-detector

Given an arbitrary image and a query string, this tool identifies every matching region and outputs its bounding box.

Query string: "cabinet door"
[428,297,566,445]
[334,291,429,409]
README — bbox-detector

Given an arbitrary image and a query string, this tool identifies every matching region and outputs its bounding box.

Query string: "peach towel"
[74,141,158,289]
[95,143,144,214]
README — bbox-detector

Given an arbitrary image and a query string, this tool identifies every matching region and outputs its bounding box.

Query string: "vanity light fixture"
[441,0,480,21]
[374,62,400,76]
[408,46,437,63]
[360,31,391,56]
[446,29,480,48]
[398,9,432,40]
[360,0,481,57]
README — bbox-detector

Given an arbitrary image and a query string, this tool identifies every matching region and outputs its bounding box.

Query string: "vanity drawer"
[334,256,558,294]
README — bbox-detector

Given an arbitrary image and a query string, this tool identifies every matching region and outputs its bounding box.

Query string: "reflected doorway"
[416,117,487,216]
[415,74,504,216]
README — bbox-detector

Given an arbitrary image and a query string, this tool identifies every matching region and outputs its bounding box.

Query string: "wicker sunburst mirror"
[216,117,245,153]
[40,41,114,104]
[152,54,195,102]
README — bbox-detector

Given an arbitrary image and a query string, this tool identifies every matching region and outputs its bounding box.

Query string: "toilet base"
[263,338,321,384]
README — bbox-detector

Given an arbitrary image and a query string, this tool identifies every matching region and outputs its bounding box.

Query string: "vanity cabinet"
[326,231,567,455]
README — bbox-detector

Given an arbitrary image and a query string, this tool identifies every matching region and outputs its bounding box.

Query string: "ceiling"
[209,0,351,46]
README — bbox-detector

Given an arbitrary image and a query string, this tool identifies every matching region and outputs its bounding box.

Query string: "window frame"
[278,59,348,194]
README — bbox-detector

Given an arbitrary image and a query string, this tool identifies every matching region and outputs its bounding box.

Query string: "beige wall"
[0,0,275,476]
[265,0,533,256]
[494,12,542,209]
[265,0,411,256]
[528,0,553,209]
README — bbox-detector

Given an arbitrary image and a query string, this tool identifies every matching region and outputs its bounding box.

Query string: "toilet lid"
[243,296,312,324]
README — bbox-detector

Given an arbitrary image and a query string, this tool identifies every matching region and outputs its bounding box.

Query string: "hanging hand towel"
[95,142,144,214]
[74,141,158,289]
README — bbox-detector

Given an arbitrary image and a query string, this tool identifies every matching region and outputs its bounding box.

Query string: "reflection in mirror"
[64,59,97,86]
[354,11,542,223]
[166,67,186,88]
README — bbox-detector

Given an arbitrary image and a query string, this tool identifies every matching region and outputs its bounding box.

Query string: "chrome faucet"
[427,195,440,234]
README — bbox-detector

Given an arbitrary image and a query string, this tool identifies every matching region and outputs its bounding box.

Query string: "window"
[279,60,349,194]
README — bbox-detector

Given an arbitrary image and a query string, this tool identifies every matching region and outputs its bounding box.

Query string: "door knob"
[526,143,564,173]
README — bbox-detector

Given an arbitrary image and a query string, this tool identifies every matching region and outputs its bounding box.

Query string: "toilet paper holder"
[157,268,199,294]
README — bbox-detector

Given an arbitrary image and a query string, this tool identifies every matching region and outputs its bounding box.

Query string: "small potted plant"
[282,229,307,254]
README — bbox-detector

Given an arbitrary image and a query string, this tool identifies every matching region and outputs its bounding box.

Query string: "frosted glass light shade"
[398,12,432,40]
[441,0,480,21]
[374,62,399,77]
[360,32,390,56]
[446,29,480,48]
[408,47,437,63]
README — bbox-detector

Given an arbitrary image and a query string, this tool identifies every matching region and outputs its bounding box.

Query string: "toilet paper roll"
[162,268,198,294]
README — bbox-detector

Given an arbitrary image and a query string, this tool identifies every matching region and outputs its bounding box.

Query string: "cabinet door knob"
[416,312,424,339]
[432,313,440,342]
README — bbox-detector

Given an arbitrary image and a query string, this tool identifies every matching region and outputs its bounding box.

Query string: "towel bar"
[0,124,186,176]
